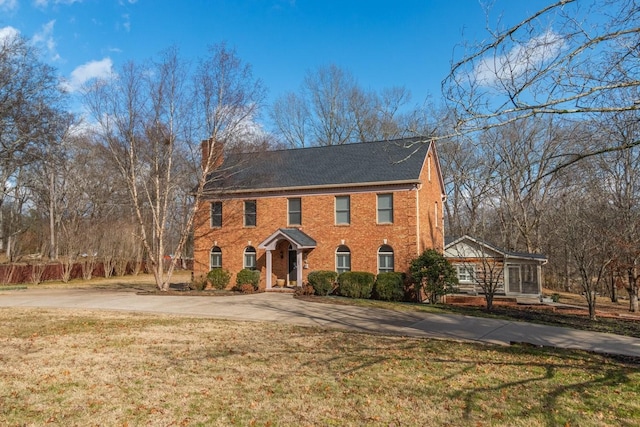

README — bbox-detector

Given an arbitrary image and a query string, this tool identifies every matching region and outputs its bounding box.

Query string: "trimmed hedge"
[337,271,375,299]
[373,272,405,301]
[307,270,338,296]
[207,268,231,290]
[236,268,260,290]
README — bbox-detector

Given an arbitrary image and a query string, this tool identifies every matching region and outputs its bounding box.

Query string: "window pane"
[244,200,256,226]
[210,247,222,269]
[244,254,256,270]
[378,245,394,273]
[288,198,301,225]
[336,196,350,224]
[336,245,351,274]
[210,202,222,227]
[377,194,393,223]
[457,265,474,282]
[244,246,257,270]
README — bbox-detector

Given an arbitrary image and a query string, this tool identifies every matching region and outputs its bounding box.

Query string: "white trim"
[204,183,417,201]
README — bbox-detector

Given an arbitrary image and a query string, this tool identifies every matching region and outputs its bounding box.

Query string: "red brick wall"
[193,149,445,288]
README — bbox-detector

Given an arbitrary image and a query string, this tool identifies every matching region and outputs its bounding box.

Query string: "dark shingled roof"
[445,235,548,262]
[277,228,317,248]
[205,137,431,193]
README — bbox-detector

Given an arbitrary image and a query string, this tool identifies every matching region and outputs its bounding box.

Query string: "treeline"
[1,0,639,309]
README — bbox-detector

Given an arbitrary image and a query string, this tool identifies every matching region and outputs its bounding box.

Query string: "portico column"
[297,250,303,287]
[266,250,272,290]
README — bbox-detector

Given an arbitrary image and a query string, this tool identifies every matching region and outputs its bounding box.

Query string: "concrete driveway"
[1,288,640,358]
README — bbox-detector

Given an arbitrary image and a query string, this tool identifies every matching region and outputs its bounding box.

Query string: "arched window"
[244,246,257,270]
[378,245,394,273]
[210,246,222,269]
[336,245,351,274]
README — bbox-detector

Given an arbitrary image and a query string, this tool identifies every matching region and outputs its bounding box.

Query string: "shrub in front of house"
[373,272,405,301]
[409,249,458,303]
[307,270,338,296]
[235,268,260,291]
[206,268,231,290]
[337,271,375,299]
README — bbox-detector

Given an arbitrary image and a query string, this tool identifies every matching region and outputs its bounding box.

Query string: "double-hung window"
[244,246,257,270]
[336,245,351,274]
[210,246,222,269]
[377,194,393,224]
[378,245,394,273]
[456,265,475,283]
[244,200,257,227]
[288,198,302,225]
[335,196,350,225]
[210,201,222,228]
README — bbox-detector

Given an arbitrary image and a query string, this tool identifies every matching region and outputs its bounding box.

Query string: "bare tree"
[0,33,69,257]
[487,117,576,252]
[443,0,640,168]
[552,184,615,320]
[593,103,640,312]
[270,92,310,148]
[441,134,496,238]
[84,44,266,290]
[271,64,417,147]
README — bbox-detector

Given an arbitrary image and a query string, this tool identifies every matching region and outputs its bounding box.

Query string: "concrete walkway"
[1,288,640,358]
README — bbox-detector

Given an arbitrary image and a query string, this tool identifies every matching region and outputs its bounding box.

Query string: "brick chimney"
[201,138,224,172]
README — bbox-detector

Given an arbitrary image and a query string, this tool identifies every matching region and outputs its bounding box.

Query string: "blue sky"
[1,0,552,120]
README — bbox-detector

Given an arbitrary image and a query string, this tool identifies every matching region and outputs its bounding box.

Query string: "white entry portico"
[258,228,317,290]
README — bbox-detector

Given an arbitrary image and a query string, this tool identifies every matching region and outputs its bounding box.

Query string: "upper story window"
[244,246,257,270]
[210,201,222,228]
[378,245,394,273]
[288,198,302,225]
[210,246,222,269]
[377,193,393,224]
[336,245,351,274]
[335,196,350,225]
[244,200,257,227]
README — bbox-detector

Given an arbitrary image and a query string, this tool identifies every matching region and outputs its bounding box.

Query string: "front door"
[288,246,298,286]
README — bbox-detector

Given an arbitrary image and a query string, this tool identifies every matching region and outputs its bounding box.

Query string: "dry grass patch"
[0,308,638,426]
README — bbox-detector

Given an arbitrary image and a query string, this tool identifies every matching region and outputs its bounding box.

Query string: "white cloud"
[0,0,18,12]
[0,26,20,42]
[32,20,60,60]
[34,0,84,7]
[121,13,131,32]
[472,30,566,87]
[62,57,113,93]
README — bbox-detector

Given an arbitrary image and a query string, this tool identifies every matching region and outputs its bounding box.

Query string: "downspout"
[415,184,421,255]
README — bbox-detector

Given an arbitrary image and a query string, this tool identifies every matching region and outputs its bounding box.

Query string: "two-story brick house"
[193,137,446,290]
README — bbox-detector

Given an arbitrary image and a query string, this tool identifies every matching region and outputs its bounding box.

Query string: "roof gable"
[445,235,548,263]
[258,228,317,250]
[205,137,433,194]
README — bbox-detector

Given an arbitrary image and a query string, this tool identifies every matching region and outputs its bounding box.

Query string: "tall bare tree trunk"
[49,170,56,260]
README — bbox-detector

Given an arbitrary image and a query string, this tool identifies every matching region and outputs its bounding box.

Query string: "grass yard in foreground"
[1,308,638,426]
